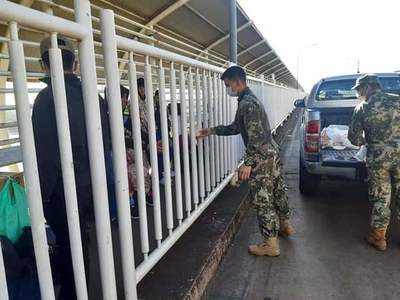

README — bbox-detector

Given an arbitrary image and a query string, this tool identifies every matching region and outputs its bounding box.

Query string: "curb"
[183,189,251,300]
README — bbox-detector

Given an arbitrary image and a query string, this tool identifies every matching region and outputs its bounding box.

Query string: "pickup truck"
[294,73,400,195]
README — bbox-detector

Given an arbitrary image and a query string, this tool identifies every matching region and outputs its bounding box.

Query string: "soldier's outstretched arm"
[242,103,267,166]
[348,104,366,146]
[210,110,240,136]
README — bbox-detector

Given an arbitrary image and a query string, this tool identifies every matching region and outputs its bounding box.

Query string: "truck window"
[316,79,357,101]
[316,76,400,101]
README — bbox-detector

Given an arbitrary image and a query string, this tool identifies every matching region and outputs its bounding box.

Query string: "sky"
[238,0,400,92]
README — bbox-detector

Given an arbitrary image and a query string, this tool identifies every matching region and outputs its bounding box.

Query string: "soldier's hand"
[239,165,252,181]
[196,128,212,140]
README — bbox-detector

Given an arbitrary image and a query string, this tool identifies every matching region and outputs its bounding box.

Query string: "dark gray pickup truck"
[294,73,400,194]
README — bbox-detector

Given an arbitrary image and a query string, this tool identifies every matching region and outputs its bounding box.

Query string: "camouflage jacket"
[211,87,277,166]
[348,91,400,149]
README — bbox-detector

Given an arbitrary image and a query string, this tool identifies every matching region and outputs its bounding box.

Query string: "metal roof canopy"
[95,0,301,89]
[1,0,301,89]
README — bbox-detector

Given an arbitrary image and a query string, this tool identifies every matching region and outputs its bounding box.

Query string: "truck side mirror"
[294,98,305,108]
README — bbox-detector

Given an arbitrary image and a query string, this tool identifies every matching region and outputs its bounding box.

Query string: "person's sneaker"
[130,205,139,220]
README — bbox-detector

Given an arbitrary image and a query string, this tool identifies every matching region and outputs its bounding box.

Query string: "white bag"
[354,145,367,162]
[320,125,359,150]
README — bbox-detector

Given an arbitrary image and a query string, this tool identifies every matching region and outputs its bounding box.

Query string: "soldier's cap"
[40,35,75,57]
[351,74,381,90]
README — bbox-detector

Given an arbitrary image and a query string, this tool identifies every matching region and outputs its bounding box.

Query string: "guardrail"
[0,2,304,299]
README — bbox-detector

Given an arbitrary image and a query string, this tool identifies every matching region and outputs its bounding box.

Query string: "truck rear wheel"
[299,159,320,195]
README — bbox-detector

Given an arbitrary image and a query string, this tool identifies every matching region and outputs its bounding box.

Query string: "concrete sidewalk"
[207,110,400,300]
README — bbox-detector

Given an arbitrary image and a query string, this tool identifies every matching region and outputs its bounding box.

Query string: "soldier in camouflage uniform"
[197,66,294,257]
[348,74,400,251]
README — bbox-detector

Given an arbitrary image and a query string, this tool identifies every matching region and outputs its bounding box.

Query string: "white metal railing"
[0,2,304,300]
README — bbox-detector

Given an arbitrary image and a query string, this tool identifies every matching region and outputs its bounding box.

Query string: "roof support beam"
[185,3,248,61]
[238,39,265,57]
[204,20,252,51]
[276,74,291,82]
[244,49,273,67]
[193,20,252,60]
[275,68,292,78]
[119,0,190,71]
[276,71,291,80]
[185,4,225,34]
[279,77,292,84]
[264,65,287,76]
[259,62,283,75]
[253,57,280,72]
[144,0,191,30]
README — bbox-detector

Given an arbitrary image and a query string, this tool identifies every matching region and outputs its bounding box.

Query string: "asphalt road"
[208,111,400,300]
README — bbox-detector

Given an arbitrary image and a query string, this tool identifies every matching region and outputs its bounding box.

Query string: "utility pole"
[229,0,237,64]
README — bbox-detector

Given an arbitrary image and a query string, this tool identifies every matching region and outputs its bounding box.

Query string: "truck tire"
[299,159,320,195]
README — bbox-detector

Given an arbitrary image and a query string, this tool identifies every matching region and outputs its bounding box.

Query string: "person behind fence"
[348,74,400,251]
[105,85,152,219]
[32,35,112,299]
[197,66,295,257]
[137,78,165,186]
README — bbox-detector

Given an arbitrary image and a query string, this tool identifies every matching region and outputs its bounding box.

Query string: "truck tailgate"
[321,149,364,168]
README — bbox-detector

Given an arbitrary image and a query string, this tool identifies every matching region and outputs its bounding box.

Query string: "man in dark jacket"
[32,35,111,299]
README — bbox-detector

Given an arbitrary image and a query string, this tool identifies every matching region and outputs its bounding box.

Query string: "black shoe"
[130,205,139,220]
[145,195,154,207]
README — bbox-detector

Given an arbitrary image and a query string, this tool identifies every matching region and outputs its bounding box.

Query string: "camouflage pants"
[248,149,291,238]
[367,147,400,229]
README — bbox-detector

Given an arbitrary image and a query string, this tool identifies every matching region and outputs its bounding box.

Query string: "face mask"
[227,86,238,97]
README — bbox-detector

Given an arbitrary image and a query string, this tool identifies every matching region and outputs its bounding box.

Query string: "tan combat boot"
[279,220,295,237]
[366,228,387,251]
[248,237,280,257]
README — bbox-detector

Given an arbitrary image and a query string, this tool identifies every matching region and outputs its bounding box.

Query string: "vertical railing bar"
[74,1,118,298]
[208,73,216,188]
[127,53,150,259]
[100,10,137,300]
[221,79,225,176]
[179,65,192,216]
[158,59,174,235]
[233,99,238,171]
[8,21,56,300]
[223,82,228,176]
[188,67,199,209]
[144,56,162,247]
[218,76,225,178]
[195,68,205,202]
[170,62,183,224]
[227,90,232,174]
[202,70,211,195]
[213,73,220,184]
[49,32,88,300]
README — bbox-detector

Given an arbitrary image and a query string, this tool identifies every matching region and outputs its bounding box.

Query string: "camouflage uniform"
[348,80,400,229]
[211,87,291,238]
